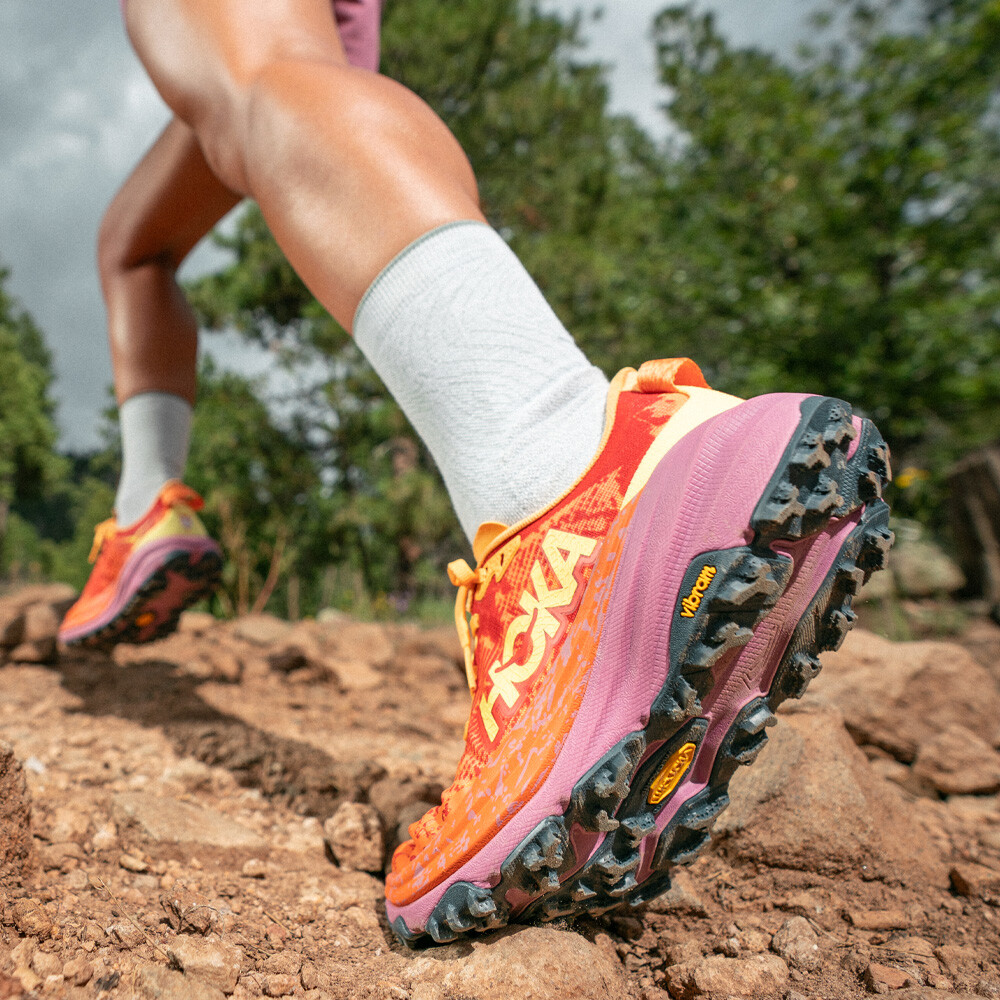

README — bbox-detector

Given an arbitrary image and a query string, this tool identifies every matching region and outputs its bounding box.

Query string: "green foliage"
[645,0,1000,525]
[0,265,70,576]
[0,267,66,510]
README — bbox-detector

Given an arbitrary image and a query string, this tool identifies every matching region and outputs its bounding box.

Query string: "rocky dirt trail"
[2,583,1000,999]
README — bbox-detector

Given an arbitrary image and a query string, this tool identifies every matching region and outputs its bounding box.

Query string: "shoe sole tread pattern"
[393,396,893,946]
[66,548,223,650]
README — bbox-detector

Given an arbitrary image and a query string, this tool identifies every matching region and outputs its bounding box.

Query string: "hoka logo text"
[479,529,597,742]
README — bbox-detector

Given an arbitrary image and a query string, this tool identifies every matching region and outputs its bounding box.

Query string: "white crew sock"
[354,222,610,543]
[115,392,193,526]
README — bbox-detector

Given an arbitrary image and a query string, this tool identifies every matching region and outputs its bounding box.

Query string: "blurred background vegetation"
[1,0,998,623]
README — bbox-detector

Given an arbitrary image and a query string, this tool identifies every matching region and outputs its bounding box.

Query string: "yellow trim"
[622,385,743,508]
[138,504,208,546]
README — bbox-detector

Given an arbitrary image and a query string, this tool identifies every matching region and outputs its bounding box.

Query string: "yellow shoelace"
[88,519,118,563]
[447,558,482,694]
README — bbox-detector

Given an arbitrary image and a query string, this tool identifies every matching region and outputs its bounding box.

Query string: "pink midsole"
[389,392,845,927]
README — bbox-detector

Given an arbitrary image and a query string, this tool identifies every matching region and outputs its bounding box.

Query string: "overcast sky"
[0,1,811,451]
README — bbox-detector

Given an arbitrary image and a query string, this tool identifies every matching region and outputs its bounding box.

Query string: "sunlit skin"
[104,0,486,406]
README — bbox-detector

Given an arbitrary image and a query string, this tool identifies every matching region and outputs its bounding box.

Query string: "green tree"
[646,0,1000,523]
[0,264,68,574]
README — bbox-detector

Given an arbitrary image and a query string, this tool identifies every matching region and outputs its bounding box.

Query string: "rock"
[92,820,118,851]
[323,802,385,872]
[716,709,938,879]
[8,898,52,939]
[948,794,1000,824]
[263,973,299,997]
[933,944,982,978]
[404,926,632,1000]
[847,909,910,931]
[261,953,302,976]
[120,852,150,872]
[0,742,32,889]
[325,655,383,692]
[11,968,40,994]
[368,775,442,835]
[240,858,266,879]
[0,605,25,647]
[203,647,243,683]
[912,726,1000,795]
[111,792,265,848]
[0,583,75,653]
[178,611,218,635]
[135,963,228,1000]
[29,950,61,979]
[299,963,328,990]
[62,957,94,987]
[80,920,108,946]
[880,937,939,975]
[865,962,913,991]
[167,937,243,994]
[161,758,215,794]
[398,624,463,667]
[811,630,1000,760]
[665,953,789,999]
[331,621,394,669]
[109,921,145,949]
[7,603,60,663]
[644,868,709,917]
[47,805,91,844]
[161,886,226,936]
[229,614,292,646]
[949,862,1000,903]
[868,756,937,798]
[891,530,965,597]
[770,917,820,971]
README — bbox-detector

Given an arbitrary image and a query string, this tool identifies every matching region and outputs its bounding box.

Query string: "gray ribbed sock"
[115,392,192,526]
[353,222,610,543]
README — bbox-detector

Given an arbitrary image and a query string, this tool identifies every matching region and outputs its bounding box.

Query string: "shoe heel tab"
[637,358,709,393]
[160,480,206,512]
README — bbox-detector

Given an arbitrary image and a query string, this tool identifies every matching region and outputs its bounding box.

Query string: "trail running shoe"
[387,358,893,945]
[59,481,222,648]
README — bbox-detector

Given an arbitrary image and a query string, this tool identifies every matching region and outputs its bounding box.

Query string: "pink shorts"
[120,0,384,72]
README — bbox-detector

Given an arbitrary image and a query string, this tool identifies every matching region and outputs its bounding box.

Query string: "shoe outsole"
[391,396,893,947]
[64,547,223,650]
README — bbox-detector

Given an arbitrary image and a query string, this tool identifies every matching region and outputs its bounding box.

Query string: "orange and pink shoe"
[59,481,222,648]
[387,358,892,945]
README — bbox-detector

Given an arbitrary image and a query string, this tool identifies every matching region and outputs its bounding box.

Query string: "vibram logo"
[648,742,697,805]
[679,565,717,618]
[479,528,597,742]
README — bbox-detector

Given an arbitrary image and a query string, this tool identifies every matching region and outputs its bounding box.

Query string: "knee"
[96,189,176,292]
[97,195,139,287]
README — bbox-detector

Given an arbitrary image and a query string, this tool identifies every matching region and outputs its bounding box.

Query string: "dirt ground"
[1,586,1000,1000]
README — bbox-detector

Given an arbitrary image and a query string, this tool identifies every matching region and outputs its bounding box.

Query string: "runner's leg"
[99,117,239,523]
[122,0,608,537]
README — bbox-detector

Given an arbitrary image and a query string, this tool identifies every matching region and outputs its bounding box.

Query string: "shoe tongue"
[472,521,508,562]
